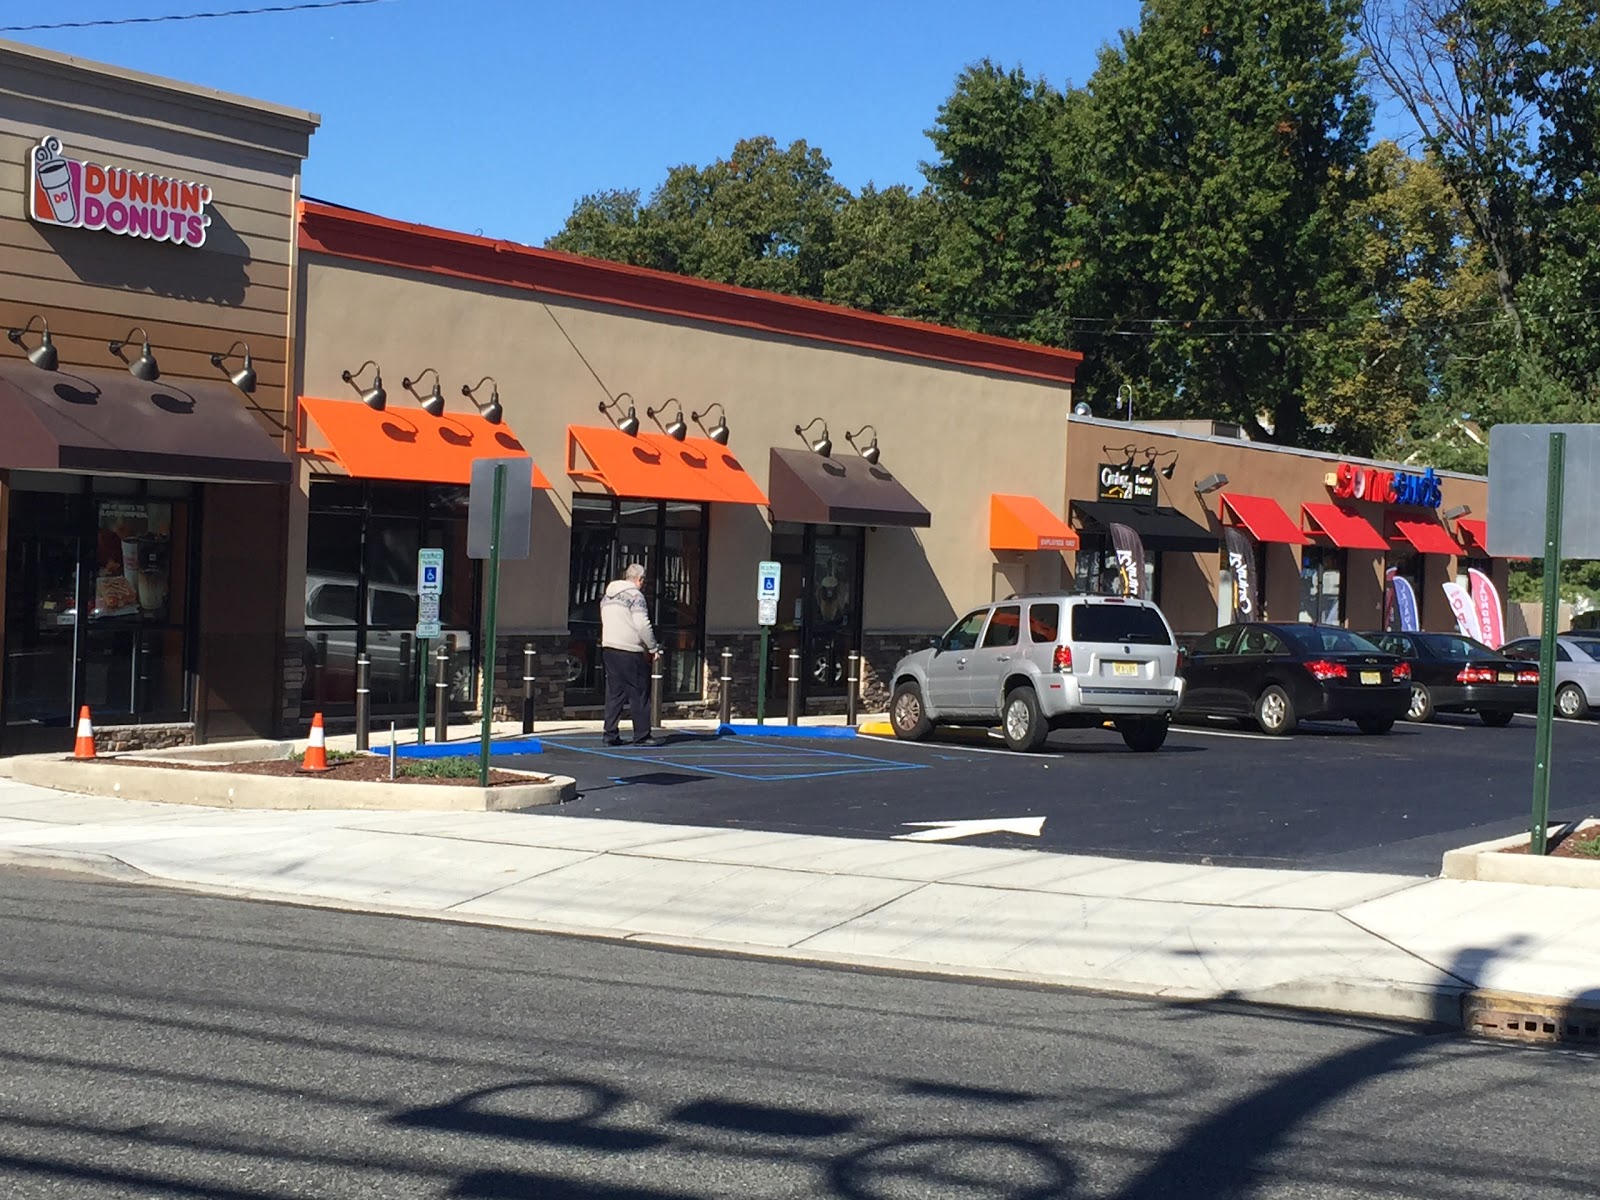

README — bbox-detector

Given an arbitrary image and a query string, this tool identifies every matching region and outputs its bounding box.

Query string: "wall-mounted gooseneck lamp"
[795,417,832,458]
[1146,447,1179,480]
[692,402,730,445]
[6,314,57,371]
[109,326,160,381]
[844,424,880,465]
[648,398,688,441]
[341,360,386,411]
[599,392,641,437]
[401,368,447,418]
[462,376,503,425]
[210,340,256,394]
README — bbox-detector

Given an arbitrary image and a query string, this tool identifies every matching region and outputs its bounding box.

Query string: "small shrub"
[400,756,483,780]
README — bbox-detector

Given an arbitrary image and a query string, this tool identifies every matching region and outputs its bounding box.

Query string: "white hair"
[624,563,647,582]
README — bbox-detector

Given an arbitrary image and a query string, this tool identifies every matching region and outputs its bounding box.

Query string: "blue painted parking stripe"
[539,738,924,781]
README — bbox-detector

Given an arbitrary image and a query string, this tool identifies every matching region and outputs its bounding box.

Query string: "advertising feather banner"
[1108,522,1147,599]
[1223,527,1258,621]
[1468,567,1505,648]
[1391,573,1420,631]
[1442,581,1483,641]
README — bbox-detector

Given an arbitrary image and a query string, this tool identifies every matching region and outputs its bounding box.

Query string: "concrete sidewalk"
[0,777,1596,1033]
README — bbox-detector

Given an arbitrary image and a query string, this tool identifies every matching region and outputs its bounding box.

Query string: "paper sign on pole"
[416,594,441,640]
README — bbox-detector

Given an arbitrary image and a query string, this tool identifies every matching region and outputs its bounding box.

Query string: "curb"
[716,723,859,739]
[0,845,148,883]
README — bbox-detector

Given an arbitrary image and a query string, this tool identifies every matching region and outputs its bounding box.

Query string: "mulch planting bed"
[77,754,548,788]
[1501,824,1600,859]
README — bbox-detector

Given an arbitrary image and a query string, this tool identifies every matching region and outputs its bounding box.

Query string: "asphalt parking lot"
[528,714,1600,875]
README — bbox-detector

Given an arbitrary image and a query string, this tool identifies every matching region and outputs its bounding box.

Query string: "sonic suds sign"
[28,135,212,248]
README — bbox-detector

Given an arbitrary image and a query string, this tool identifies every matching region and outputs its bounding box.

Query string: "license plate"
[1360,671,1381,685]
[1113,661,1138,677]
[1497,672,1515,683]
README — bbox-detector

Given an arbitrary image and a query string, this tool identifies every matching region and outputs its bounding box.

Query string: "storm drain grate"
[1463,992,1600,1048]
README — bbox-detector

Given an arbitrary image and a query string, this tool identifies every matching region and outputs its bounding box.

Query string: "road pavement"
[0,869,1593,1200]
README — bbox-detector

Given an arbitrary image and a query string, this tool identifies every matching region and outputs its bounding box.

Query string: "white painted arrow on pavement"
[892,816,1046,843]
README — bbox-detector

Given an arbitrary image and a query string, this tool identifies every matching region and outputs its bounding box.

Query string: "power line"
[0,0,386,33]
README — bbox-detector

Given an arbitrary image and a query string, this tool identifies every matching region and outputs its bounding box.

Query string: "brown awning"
[0,362,290,483]
[768,447,930,527]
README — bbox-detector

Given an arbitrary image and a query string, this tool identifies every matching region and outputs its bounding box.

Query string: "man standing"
[600,563,660,746]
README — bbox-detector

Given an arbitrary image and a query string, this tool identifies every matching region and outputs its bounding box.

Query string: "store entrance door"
[4,499,86,754]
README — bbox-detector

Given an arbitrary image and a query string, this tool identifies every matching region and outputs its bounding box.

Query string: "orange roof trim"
[567,425,768,505]
[299,201,1082,385]
[298,396,553,488]
[990,494,1079,552]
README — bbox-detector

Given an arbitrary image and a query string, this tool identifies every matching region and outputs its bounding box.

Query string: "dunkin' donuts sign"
[28,135,212,248]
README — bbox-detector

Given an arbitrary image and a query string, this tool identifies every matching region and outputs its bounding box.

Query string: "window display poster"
[95,501,171,620]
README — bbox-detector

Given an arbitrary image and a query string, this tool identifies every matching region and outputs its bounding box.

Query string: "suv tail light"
[1517,669,1539,685]
[1304,659,1347,681]
[1456,666,1497,684]
[1052,644,1073,672]
[1392,662,1411,681]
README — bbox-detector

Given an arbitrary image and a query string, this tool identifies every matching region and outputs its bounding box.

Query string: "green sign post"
[467,456,534,788]
[477,463,506,788]
[1530,432,1565,855]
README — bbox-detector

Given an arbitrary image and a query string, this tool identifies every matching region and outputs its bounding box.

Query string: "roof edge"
[297,201,1081,386]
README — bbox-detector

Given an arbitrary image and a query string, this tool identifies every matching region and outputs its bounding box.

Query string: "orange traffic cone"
[73,706,96,759]
[301,711,329,772]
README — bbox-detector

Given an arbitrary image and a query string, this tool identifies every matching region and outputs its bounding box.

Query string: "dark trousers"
[602,648,652,741]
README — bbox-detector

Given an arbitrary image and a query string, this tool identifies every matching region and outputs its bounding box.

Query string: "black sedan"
[1360,630,1539,725]
[1178,623,1410,735]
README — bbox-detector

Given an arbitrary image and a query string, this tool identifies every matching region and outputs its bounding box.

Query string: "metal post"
[845,650,860,727]
[650,654,664,733]
[434,642,450,744]
[478,463,506,789]
[787,649,801,726]
[521,643,537,735]
[354,653,371,752]
[416,636,430,744]
[388,721,396,781]
[756,628,770,725]
[718,646,733,725]
[1531,431,1566,856]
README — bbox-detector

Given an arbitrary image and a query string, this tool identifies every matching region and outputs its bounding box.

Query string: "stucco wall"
[1065,416,1498,636]
[293,255,1073,638]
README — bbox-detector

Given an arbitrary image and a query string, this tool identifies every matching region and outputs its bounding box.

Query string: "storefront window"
[768,522,866,700]
[303,482,475,716]
[3,480,197,751]
[1298,545,1347,625]
[565,497,709,705]
[1074,533,1160,602]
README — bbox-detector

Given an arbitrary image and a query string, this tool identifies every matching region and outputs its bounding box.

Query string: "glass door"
[4,493,86,753]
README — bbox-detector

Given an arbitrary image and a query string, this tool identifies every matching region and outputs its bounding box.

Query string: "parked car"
[1178,623,1410,735]
[1360,630,1537,725]
[888,594,1183,752]
[1498,636,1600,719]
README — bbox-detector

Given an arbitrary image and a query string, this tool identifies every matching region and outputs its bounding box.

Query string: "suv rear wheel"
[1001,686,1048,752]
[890,681,933,741]
[1116,717,1168,752]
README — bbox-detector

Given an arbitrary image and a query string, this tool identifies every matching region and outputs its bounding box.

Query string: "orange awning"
[1393,516,1464,556]
[298,397,552,487]
[567,425,767,504]
[1457,518,1489,551]
[1219,493,1310,545]
[990,494,1079,551]
[1301,502,1389,550]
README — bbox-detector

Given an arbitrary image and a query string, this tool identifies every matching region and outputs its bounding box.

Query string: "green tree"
[820,183,945,317]
[1059,0,1375,445]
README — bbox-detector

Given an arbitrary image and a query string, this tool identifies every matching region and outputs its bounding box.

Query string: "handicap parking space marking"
[538,737,927,782]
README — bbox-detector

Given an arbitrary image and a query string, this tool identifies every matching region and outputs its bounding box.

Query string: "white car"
[1499,637,1600,719]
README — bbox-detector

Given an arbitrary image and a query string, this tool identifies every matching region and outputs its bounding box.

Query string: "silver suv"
[888,594,1184,752]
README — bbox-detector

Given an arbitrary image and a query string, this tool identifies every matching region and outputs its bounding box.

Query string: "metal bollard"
[787,649,801,726]
[354,653,371,751]
[388,721,397,781]
[718,647,733,725]
[845,650,860,727]
[434,643,450,744]
[521,643,537,735]
[650,654,664,732]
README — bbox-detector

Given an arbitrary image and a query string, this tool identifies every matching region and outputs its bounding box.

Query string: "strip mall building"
[0,42,1508,751]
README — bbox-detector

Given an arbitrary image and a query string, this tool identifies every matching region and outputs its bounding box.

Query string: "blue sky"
[7,1,1146,244]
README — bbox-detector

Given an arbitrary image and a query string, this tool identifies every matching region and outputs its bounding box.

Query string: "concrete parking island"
[8,742,576,812]
[1442,820,1600,889]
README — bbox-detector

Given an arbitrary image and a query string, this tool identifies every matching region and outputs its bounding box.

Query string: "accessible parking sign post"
[756,560,780,725]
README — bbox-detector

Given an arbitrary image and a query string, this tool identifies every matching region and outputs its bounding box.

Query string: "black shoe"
[631,735,658,747]
[603,734,623,747]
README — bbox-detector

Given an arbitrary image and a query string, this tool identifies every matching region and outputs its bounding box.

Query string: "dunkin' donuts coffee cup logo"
[28,135,212,248]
